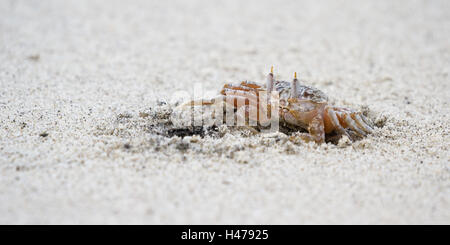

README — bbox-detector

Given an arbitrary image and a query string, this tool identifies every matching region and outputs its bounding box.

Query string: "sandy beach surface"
[1,0,449,224]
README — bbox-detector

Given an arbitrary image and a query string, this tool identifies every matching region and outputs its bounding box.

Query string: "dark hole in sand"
[166,126,219,138]
[164,124,362,145]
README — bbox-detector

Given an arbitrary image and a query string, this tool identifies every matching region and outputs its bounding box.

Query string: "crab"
[178,67,374,144]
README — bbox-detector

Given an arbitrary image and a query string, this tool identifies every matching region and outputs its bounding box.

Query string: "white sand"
[0,0,449,224]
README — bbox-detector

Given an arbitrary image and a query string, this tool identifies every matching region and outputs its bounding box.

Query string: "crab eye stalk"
[291,72,299,98]
[265,66,275,104]
[266,66,274,93]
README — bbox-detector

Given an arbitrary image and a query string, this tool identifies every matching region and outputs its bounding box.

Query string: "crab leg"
[340,112,367,136]
[222,89,259,106]
[236,104,262,127]
[222,82,262,94]
[325,107,349,137]
[230,106,258,133]
[333,108,373,135]
[240,81,263,90]
[178,96,220,107]
[220,94,261,125]
[352,114,373,133]
[360,114,374,131]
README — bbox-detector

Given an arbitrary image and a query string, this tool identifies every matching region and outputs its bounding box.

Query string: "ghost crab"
[178,67,374,144]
